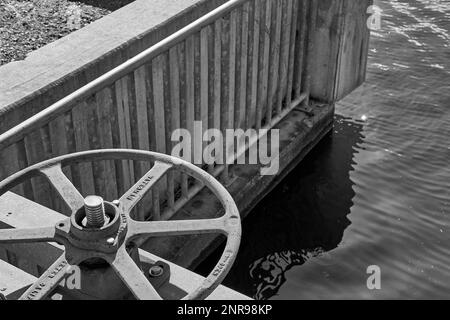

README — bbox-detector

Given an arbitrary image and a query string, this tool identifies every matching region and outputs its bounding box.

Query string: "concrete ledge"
[0,0,228,133]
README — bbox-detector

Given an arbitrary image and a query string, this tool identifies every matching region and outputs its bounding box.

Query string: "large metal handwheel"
[0,149,241,300]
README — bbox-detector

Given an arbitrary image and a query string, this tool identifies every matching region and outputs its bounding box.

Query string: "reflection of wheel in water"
[306,248,336,267]
[249,248,335,300]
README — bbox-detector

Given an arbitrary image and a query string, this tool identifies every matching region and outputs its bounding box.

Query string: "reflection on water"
[197,117,364,299]
[225,117,363,299]
[199,0,450,299]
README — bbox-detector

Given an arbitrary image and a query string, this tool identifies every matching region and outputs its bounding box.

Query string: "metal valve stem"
[84,196,106,228]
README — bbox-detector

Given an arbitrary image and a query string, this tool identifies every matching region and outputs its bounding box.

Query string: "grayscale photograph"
[0,0,448,307]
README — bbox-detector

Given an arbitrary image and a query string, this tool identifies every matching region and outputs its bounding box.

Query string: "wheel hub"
[54,198,128,262]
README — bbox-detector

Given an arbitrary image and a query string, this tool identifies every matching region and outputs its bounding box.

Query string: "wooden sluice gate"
[0,0,371,299]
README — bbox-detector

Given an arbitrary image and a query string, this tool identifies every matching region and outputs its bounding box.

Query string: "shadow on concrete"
[69,0,135,11]
[196,115,365,299]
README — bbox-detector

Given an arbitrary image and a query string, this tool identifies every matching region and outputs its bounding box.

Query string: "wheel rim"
[0,149,241,300]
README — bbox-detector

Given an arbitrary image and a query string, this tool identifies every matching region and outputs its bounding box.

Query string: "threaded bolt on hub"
[84,196,106,228]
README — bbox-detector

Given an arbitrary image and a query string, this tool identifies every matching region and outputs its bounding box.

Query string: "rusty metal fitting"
[149,265,164,277]
[84,196,106,228]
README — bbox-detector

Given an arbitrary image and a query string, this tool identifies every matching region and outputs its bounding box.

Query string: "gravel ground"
[0,0,134,66]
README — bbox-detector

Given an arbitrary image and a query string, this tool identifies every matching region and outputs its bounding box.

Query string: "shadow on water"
[68,0,135,11]
[196,115,365,299]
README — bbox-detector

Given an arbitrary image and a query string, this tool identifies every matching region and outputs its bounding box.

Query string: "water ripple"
[201,0,450,299]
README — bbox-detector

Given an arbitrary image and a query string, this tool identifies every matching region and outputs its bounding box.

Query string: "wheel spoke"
[128,218,228,241]
[19,254,70,300]
[119,161,172,213]
[0,226,56,244]
[40,163,84,212]
[109,248,162,300]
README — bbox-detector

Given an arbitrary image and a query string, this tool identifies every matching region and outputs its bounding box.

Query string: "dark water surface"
[199,0,450,299]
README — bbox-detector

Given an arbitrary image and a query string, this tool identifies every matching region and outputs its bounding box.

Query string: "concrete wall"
[309,0,372,102]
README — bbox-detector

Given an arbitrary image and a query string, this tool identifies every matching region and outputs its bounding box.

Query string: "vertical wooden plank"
[303,0,318,106]
[134,67,150,153]
[98,52,123,199]
[115,76,135,192]
[123,75,136,187]
[109,81,124,197]
[16,141,33,198]
[152,54,168,215]
[127,72,139,178]
[238,2,250,129]
[39,88,65,213]
[177,42,189,199]
[207,22,216,174]
[152,180,161,221]
[294,0,308,98]
[186,35,196,164]
[184,34,200,199]
[213,20,222,133]
[228,10,238,133]
[286,0,300,108]
[95,87,119,202]
[188,33,200,169]
[209,19,222,172]
[72,101,96,196]
[200,27,211,174]
[25,131,52,205]
[193,32,202,167]
[133,65,152,219]
[145,62,156,155]
[200,27,210,144]
[169,46,181,206]
[220,13,231,182]
[48,115,71,180]
[144,60,159,218]
[245,1,255,129]
[233,7,242,130]
[23,126,53,208]
[0,143,26,197]
[83,63,108,202]
[277,0,293,113]
[85,94,107,199]
[256,0,272,130]
[152,56,167,157]
[64,106,82,194]
[161,52,175,210]
[225,9,238,179]
[247,0,261,129]
[267,0,283,123]
[49,113,74,215]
